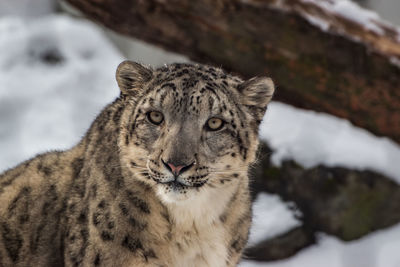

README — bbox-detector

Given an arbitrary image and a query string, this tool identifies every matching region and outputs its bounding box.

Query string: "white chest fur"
[158,183,239,267]
[168,220,228,267]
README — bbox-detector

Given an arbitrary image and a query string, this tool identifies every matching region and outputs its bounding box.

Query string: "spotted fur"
[0,61,274,266]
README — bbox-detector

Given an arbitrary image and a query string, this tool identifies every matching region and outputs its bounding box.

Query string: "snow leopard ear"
[237,77,275,122]
[116,60,153,96]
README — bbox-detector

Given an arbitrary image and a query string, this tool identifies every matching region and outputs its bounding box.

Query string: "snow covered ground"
[1,14,400,267]
[0,15,123,170]
[242,223,400,267]
[247,193,302,247]
[260,102,400,183]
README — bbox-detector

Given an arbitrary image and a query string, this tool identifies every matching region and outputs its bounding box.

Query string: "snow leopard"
[0,61,274,266]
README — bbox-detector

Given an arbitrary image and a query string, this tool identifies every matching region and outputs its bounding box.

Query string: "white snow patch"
[390,56,400,68]
[0,0,56,18]
[240,223,400,267]
[303,14,330,31]
[260,102,400,183]
[247,193,302,247]
[0,15,123,171]
[245,0,400,69]
[300,0,394,35]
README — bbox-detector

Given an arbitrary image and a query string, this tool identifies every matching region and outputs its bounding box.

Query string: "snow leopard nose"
[162,159,194,177]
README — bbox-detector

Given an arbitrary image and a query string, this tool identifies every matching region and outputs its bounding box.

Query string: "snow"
[264,0,400,69]
[390,56,400,68]
[260,0,400,41]
[247,193,302,247]
[1,12,400,267]
[0,15,123,171]
[241,223,400,267]
[259,102,400,183]
[301,0,388,34]
[302,14,330,31]
[330,0,383,34]
[0,0,56,18]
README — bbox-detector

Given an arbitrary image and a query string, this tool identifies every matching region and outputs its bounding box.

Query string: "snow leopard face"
[117,61,274,203]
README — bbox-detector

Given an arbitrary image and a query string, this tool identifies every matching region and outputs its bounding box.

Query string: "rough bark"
[245,142,400,261]
[65,0,400,143]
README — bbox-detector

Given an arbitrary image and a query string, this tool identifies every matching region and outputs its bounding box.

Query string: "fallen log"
[65,0,400,143]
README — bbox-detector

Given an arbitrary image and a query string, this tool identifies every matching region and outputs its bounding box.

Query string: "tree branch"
[66,0,400,143]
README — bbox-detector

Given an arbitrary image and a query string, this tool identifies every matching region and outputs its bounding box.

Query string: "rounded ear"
[237,77,274,107]
[116,60,153,96]
[237,77,275,122]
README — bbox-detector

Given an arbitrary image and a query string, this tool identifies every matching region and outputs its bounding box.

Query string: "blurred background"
[0,0,400,266]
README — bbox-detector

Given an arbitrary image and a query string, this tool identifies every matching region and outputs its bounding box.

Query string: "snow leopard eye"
[205,117,224,131]
[147,111,164,125]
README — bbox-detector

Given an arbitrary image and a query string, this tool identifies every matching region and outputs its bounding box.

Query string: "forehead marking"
[205,85,220,100]
[208,97,214,112]
[161,83,176,90]
[159,90,170,108]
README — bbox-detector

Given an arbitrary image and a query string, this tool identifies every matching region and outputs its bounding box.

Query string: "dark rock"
[246,142,400,261]
[245,226,315,261]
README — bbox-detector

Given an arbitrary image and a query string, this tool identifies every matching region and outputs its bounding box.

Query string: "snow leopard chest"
[167,223,228,267]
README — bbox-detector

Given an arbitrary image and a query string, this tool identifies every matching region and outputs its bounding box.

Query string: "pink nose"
[167,163,185,176]
[162,159,194,177]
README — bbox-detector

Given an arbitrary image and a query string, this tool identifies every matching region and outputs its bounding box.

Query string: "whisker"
[129,165,148,169]
[131,167,148,170]
[208,167,247,171]
[209,170,247,174]
[130,171,150,175]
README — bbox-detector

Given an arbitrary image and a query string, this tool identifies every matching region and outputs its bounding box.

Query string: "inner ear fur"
[116,60,153,96]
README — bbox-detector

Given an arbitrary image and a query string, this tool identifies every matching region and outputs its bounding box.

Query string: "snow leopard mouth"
[148,166,209,189]
[156,178,207,189]
[165,180,188,191]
